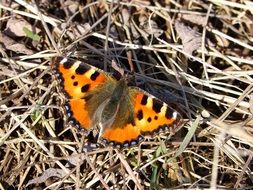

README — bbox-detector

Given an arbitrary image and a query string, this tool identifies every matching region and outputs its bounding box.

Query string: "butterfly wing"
[101,87,182,147]
[53,56,115,130]
[54,57,182,147]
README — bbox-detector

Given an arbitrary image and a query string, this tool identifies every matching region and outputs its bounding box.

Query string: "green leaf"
[166,115,200,164]
[150,164,158,189]
[23,27,41,41]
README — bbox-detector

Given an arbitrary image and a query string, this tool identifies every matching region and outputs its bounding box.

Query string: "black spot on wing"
[71,75,75,79]
[165,107,174,119]
[63,59,75,69]
[81,84,90,93]
[147,117,152,123]
[140,94,148,105]
[152,99,162,113]
[137,110,143,120]
[73,81,78,86]
[75,64,89,75]
[154,116,158,120]
[90,71,100,81]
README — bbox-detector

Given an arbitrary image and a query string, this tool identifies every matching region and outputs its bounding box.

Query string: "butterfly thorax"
[91,79,135,131]
[101,79,128,119]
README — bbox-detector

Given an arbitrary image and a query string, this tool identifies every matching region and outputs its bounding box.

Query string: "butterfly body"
[54,56,181,147]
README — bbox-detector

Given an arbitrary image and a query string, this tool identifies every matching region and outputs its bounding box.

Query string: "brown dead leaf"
[67,153,85,166]
[63,0,79,16]
[175,21,202,56]
[26,168,67,187]
[181,14,207,26]
[4,16,41,38]
[53,22,91,40]
[2,0,19,9]
[139,15,163,38]
[0,33,34,55]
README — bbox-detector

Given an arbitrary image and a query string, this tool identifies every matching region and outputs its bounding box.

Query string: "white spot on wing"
[172,111,177,119]
[60,57,68,64]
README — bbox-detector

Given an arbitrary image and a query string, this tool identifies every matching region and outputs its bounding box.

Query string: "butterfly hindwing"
[101,88,181,147]
[132,89,179,133]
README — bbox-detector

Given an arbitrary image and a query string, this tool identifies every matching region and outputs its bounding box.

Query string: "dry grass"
[0,0,253,189]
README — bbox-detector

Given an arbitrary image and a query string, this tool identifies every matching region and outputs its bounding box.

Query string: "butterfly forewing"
[54,57,108,99]
[54,57,114,130]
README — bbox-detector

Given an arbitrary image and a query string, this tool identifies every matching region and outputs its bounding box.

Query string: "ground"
[0,0,253,189]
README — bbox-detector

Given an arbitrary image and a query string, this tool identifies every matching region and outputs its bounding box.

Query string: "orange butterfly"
[53,56,182,147]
